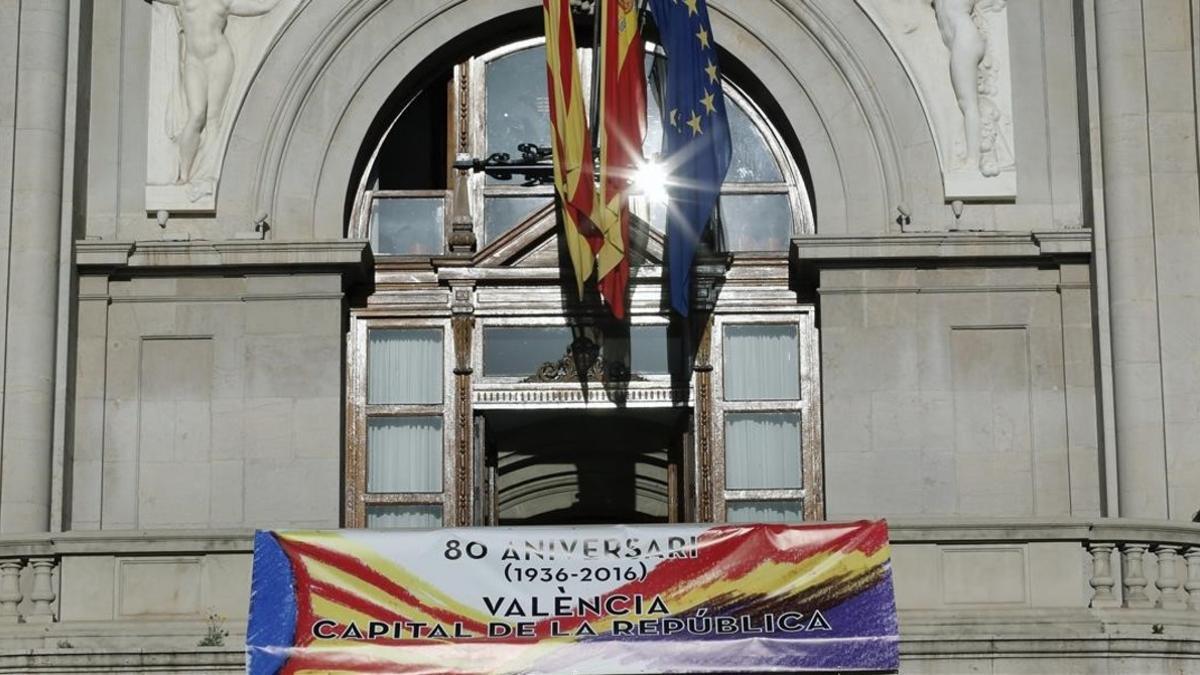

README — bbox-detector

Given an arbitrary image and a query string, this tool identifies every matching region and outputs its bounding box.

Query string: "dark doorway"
[481,408,688,525]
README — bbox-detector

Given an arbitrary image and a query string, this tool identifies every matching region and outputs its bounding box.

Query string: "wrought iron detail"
[523,336,646,384]
[453,144,555,186]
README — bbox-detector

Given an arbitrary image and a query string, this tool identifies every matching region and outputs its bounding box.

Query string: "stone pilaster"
[1093,0,1169,518]
[0,0,70,532]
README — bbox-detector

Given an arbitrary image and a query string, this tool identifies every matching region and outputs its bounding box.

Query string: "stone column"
[1093,0,1169,518]
[0,1,70,532]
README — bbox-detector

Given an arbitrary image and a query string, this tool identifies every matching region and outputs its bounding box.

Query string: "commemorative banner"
[247,521,898,674]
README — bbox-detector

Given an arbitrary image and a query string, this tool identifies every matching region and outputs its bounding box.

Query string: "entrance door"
[482,408,687,525]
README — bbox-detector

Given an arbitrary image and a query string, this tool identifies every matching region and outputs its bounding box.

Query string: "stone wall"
[795,233,1101,519]
[68,240,368,531]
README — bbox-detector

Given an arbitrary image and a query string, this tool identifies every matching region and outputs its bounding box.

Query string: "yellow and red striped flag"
[544,0,602,298]
[595,0,647,319]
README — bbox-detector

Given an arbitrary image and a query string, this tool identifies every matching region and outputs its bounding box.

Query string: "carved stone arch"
[219,0,540,238]
[218,0,943,238]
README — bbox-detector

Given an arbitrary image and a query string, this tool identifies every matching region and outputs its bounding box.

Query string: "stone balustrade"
[0,556,56,624]
[1084,522,1200,611]
[0,530,251,632]
[888,518,1200,615]
[0,520,1195,672]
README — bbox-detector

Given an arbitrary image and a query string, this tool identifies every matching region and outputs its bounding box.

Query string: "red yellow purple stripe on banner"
[247,521,899,674]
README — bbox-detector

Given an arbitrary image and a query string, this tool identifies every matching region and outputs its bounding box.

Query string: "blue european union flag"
[647,0,732,316]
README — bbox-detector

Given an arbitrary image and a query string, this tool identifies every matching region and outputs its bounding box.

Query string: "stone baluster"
[1121,544,1154,609]
[1185,547,1200,611]
[25,558,56,623]
[0,560,23,622]
[1088,543,1120,608]
[1154,546,1187,610]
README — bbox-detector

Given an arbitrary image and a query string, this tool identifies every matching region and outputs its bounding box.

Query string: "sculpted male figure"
[146,0,280,183]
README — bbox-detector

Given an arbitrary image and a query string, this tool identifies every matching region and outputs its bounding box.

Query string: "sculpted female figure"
[932,0,991,171]
[146,0,280,183]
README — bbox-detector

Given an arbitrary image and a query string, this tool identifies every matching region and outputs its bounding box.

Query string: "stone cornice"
[791,231,1092,268]
[3,517,1194,554]
[887,516,1200,546]
[75,239,373,280]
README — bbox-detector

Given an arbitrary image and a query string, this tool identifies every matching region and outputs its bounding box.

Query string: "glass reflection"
[486,48,551,185]
[721,194,792,252]
[371,197,444,255]
[485,196,553,245]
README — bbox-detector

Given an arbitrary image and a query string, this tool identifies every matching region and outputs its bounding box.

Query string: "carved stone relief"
[858,0,1016,199]
[144,0,301,212]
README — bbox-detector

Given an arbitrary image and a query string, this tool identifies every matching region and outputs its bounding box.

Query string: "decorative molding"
[473,385,687,407]
[144,0,302,212]
[522,336,645,384]
[694,321,714,522]
[856,0,1016,199]
[451,314,474,526]
[455,65,470,155]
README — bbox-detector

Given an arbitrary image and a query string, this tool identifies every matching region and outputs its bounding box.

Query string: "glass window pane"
[725,412,802,489]
[646,200,666,233]
[484,196,552,244]
[486,47,550,183]
[723,324,799,400]
[368,329,443,405]
[630,325,673,375]
[726,500,803,523]
[367,417,443,492]
[372,76,449,190]
[370,197,444,255]
[483,327,675,378]
[721,194,792,252]
[367,504,442,529]
[483,326,574,377]
[726,101,784,183]
[644,52,664,159]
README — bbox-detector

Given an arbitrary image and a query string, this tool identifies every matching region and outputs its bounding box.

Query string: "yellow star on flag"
[687,109,703,136]
[696,25,710,49]
[705,59,719,84]
[700,90,716,114]
[683,0,698,16]
[669,108,679,127]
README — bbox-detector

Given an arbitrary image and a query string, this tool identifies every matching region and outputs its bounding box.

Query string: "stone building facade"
[0,0,1198,672]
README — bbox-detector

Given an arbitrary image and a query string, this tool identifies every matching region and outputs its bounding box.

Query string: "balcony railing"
[0,519,1195,669]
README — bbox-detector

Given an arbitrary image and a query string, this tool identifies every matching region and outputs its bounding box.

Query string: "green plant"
[198,612,229,647]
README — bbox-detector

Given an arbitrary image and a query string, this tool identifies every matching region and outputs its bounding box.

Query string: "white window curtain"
[726,500,803,523]
[367,417,443,492]
[366,504,443,529]
[725,413,802,489]
[368,328,443,404]
[723,324,799,400]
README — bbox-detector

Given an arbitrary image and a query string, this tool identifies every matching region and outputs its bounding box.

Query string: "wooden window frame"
[710,311,823,521]
[345,316,458,528]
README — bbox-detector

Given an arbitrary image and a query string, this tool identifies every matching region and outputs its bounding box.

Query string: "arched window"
[344,31,822,530]
[348,39,812,256]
